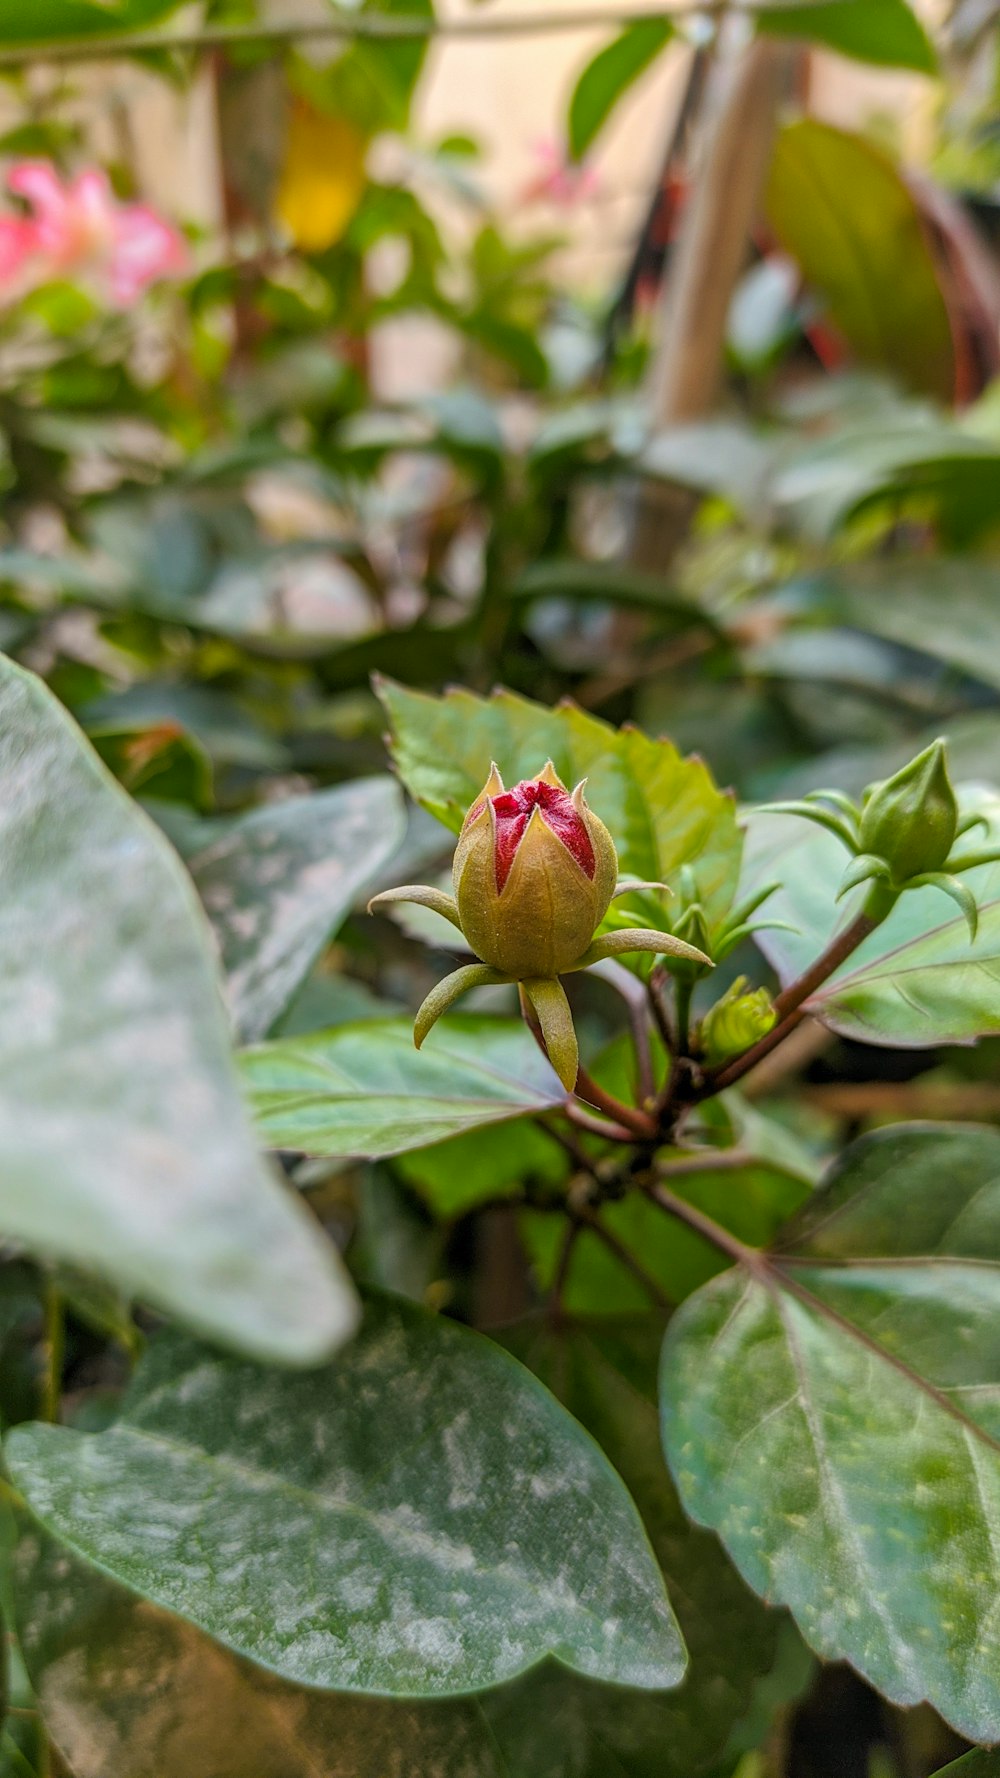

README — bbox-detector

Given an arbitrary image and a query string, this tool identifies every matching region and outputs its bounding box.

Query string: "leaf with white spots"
[0,654,354,1364]
[660,1123,1000,1743]
[189,776,405,1042]
[242,1015,568,1158]
[7,1292,686,1699]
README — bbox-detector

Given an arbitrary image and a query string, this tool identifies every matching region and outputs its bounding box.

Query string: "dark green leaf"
[8,1295,686,1696]
[0,0,181,44]
[0,655,353,1363]
[395,1119,569,1219]
[377,680,742,929]
[766,120,953,401]
[243,1015,568,1158]
[500,1316,799,1776]
[661,1123,1000,1742]
[930,1754,1000,1776]
[743,792,1000,1046]
[754,0,937,72]
[189,777,405,1042]
[567,21,674,162]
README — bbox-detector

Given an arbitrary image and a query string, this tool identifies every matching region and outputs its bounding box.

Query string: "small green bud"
[668,903,713,981]
[699,976,776,1065]
[452,761,618,978]
[858,740,958,885]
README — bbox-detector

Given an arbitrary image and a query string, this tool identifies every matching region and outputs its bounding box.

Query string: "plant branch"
[703,910,878,1095]
[565,1103,639,1143]
[575,1067,658,1141]
[573,1207,671,1308]
[0,3,713,69]
[648,965,676,1053]
[646,1181,754,1269]
[657,1148,752,1180]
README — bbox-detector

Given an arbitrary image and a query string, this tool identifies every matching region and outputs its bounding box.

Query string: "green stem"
[674,976,694,1055]
[40,1281,64,1425]
[702,909,878,1096]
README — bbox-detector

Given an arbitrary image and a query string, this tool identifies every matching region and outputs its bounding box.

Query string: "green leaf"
[377,679,742,929]
[754,0,937,72]
[567,20,674,162]
[931,1755,1000,1777]
[774,561,1000,695]
[0,0,182,43]
[771,422,1000,547]
[743,792,1000,1046]
[8,1294,686,1697]
[395,1119,569,1219]
[766,120,953,401]
[0,655,353,1364]
[189,777,405,1043]
[243,1015,568,1158]
[661,1123,1000,1742]
[500,1315,793,1777]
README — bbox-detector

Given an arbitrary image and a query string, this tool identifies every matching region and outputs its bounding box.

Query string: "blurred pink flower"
[1,161,187,306]
[520,138,601,209]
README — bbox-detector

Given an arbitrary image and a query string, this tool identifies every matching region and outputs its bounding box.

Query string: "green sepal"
[521,976,578,1092]
[906,871,979,942]
[726,880,782,927]
[836,853,891,901]
[611,877,673,900]
[755,801,859,851]
[940,847,1000,875]
[369,884,464,931]
[574,928,712,970]
[803,788,861,825]
[414,964,509,1047]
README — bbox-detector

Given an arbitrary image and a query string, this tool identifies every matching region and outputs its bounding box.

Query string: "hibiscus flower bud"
[452,761,618,978]
[699,976,776,1066]
[859,739,958,885]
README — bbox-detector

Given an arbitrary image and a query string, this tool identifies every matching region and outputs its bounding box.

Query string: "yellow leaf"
[276,101,367,252]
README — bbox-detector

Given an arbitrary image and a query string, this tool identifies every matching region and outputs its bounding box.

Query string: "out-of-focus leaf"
[395,1119,569,1219]
[639,420,777,515]
[772,423,1000,546]
[661,1123,1000,1743]
[511,560,717,625]
[754,0,937,72]
[189,777,405,1043]
[772,561,1000,693]
[0,655,354,1364]
[8,1296,686,1696]
[243,1015,568,1158]
[377,680,743,929]
[743,789,1000,1046]
[567,20,674,162]
[930,1754,1000,1776]
[766,120,954,401]
[0,0,181,43]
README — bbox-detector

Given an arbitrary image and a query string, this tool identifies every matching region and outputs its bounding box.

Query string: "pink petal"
[7,160,70,222]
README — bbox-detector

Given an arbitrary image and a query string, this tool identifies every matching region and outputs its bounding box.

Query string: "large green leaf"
[770,561,1000,695]
[0,0,182,42]
[932,1755,1000,1777]
[377,679,742,928]
[771,422,1000,546]
[766,120,953,401]
[395,1118,569,1219]
[754,0,936,71]
[567,20,674,162]
[661,1123,1000,1742]
[742,793,1000,1046]
[0,655,353,1363]
[189,777,405,1043]
[500,1316,800,1777]
[8,1294,686,1697]
[243,1015,567,1158]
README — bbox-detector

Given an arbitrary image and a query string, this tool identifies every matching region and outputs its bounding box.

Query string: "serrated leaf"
[743,791,1000,1046]
[376,680,742,929]
[0,655,353,1364]
[189,776,405,1043]
[754,0,937,72]
[567,20,674,162]
[766,120,953,401]
[8,1294,686,1698]
[660,1123,1000,1743]
[243,1014,566,1158]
